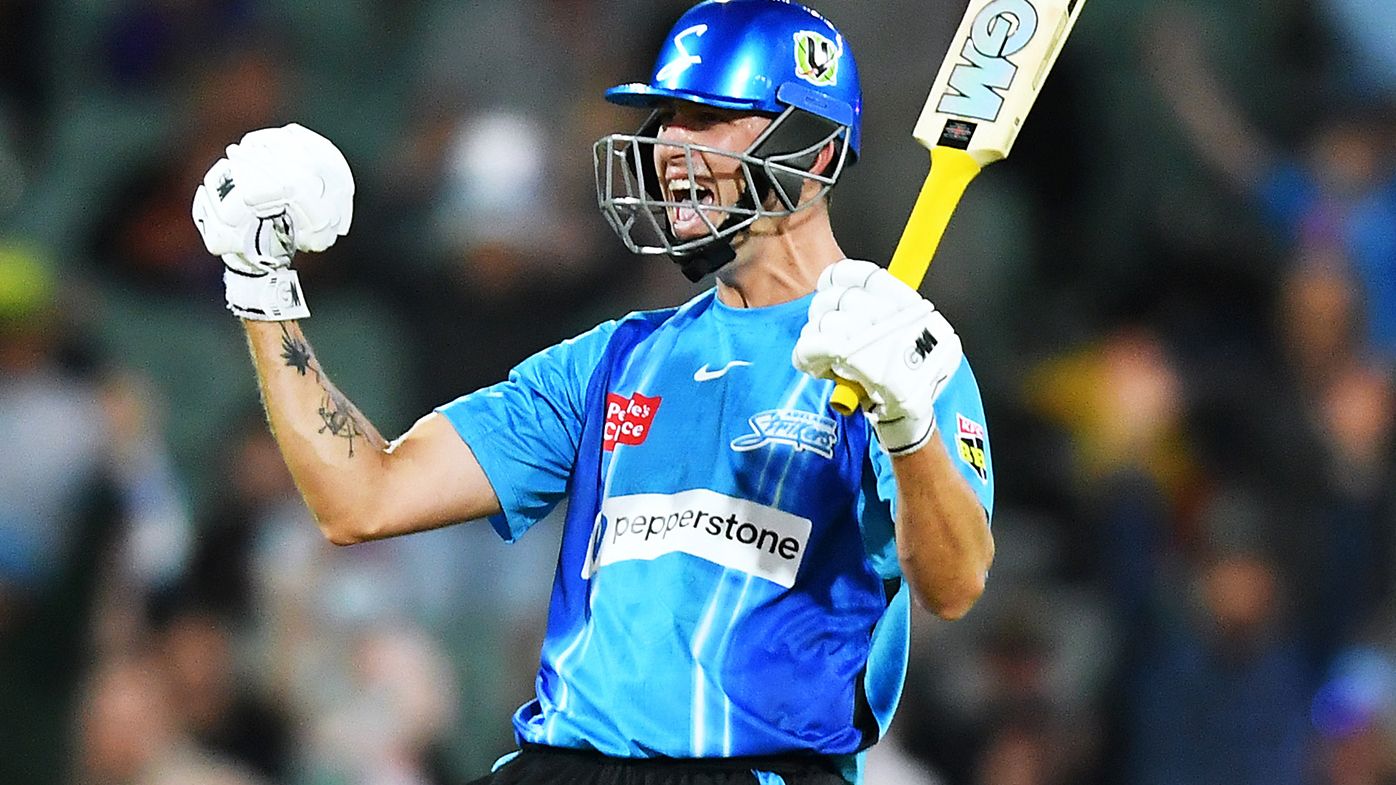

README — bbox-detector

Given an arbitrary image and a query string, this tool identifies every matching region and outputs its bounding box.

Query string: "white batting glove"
[793,259,963,456]
[191,123,354,320]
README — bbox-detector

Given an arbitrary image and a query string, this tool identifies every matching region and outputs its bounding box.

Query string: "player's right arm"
[242,320,499,544]
[192,125,500,544]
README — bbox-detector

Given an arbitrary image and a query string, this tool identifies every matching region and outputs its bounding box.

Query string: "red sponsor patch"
[604,392,661,451]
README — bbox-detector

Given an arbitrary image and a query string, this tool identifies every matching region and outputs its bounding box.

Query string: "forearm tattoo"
[279,323,374,457]
[281,327,313,375]
[317,389,367,457]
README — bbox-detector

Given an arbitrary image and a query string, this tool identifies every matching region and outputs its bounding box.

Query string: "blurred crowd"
[0,0,1393,784]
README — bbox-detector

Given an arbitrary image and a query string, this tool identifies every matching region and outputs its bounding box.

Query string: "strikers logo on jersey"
[605,392,661,451]
[730,409,837,459]
[956,413,988,483]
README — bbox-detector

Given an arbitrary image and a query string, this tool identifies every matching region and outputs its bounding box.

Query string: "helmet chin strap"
[669,238,737,283]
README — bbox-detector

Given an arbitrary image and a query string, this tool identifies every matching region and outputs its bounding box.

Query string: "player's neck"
[714,206,843,309]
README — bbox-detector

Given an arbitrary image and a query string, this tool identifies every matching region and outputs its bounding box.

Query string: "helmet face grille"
[593,107,850,257]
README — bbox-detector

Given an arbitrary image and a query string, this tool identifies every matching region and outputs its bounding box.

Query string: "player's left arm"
[884,424,992,619]
[794,259,994,619]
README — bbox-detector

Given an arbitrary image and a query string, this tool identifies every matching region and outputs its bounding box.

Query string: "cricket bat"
[830,0,1088,416]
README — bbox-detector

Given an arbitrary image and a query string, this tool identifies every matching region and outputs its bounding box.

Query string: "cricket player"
[191,1,995,783]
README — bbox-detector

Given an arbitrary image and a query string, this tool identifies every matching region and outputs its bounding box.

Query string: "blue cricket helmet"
[606,0,862,159]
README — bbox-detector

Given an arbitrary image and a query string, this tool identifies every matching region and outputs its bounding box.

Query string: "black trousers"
[467,744,848,785]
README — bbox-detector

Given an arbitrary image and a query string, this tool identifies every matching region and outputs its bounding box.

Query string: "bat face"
[829,0,1086,417]
[915,0,1085,165]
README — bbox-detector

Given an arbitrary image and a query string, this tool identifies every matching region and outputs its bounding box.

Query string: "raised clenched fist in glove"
[792,259,964,456]
[191,123,354,320]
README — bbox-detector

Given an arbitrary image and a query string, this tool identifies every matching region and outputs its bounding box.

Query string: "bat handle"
[829,380,864,416]
[829,147,983,416]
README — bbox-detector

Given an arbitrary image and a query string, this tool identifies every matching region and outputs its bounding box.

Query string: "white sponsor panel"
[588,489,812,588]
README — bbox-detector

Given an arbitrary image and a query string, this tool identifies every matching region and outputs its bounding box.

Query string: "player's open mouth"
[666,177,717,235]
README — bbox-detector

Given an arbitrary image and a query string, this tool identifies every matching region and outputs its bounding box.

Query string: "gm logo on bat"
[937,0,1040,122]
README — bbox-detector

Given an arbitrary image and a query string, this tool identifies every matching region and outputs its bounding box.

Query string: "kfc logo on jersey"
[956,413,989,482]
[604,392,662,451]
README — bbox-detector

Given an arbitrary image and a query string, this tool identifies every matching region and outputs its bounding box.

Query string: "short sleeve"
[857,357,995,579]
[435,321,619,542]
[931,357,994,518]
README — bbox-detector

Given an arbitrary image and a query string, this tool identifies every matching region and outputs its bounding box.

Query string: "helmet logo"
[656,24,708,82]
[793,30,841,87]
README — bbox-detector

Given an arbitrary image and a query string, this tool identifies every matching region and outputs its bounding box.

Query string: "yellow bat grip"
[829,146,983,416]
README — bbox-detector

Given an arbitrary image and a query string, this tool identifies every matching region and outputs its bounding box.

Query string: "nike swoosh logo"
[693,360,752,382]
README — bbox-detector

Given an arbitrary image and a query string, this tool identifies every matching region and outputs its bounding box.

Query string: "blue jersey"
[437,287,994,769]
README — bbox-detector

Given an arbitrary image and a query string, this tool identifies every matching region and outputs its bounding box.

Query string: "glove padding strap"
[793,259,964,456]
[223,268,310,321]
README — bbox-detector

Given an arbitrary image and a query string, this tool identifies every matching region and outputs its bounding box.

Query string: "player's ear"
[810,140,837,177]
[795,142,839,204]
